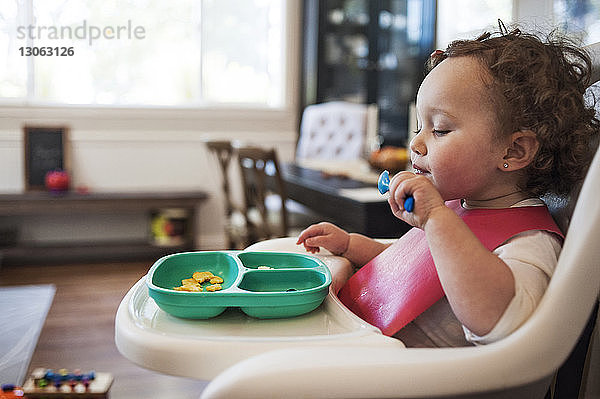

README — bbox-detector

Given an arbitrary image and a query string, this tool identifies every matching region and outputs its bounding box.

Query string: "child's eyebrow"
[419,106,458,121]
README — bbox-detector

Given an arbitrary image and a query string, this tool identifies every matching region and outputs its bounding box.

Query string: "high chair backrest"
[296,101,369,160]
[237,146,289,246]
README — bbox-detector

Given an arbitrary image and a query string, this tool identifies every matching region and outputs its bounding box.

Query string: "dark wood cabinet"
[301,0,436,146]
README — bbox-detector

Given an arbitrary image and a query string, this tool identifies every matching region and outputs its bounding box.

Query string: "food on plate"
[205,284,223,292]
[192,271,215,283]
[173,271,223,292]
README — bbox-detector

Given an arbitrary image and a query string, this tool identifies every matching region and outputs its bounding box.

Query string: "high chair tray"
[115,240,404,380]
[147,251,332,319]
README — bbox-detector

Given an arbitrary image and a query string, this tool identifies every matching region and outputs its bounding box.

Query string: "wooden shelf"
[1,241,192,265]
[0,190,208,215]
[0,190,208,265]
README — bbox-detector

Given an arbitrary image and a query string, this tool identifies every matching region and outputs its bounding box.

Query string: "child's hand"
[387,171,445,229]
[296,222,350,255]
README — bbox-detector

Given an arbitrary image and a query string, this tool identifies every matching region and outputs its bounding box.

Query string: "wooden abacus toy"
[22,368,113,398]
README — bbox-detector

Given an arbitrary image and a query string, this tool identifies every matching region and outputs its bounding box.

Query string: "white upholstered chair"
[296,101,372,161]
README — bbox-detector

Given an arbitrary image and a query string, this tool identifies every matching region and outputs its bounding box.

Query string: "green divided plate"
[146,251,332,319]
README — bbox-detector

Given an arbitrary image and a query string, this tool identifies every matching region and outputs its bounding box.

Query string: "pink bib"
[337,200,563,336]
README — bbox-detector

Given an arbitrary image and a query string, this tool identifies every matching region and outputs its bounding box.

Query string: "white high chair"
[200,138,600,399]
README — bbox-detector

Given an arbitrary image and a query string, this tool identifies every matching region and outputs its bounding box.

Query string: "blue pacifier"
[377,170,414,212]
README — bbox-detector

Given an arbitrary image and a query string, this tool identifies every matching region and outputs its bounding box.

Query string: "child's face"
[411,56,511,201]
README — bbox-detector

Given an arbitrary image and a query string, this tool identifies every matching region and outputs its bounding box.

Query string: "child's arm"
[388,172,515,336]
[296,222,390,266]
[423,206,515,336]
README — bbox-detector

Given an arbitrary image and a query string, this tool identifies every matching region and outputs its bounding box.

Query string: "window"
[0,0,287,107]
[554,0,600,45]
[436,0,600,49]
[436,0,512,48]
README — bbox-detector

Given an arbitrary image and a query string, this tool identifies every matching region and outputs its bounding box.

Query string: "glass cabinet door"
[375,0,435,146]
[301,0,435,147]
[318,0,371,104]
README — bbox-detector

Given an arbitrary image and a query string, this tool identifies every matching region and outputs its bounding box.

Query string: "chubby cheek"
[429,167,464,200]
[428,151,487,200]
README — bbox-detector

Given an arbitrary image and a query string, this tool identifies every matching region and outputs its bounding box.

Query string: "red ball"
[45,170,70,192]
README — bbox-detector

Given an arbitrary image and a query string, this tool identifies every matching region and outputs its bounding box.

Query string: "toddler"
[296,25,599,347]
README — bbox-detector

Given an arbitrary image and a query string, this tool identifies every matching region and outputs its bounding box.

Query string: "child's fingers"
[296,223,337,253]
[387,173,446,227]
[388,171,416,195]
[296,223,328,244]
[388,172,417,212]
[296,225,320,244]
[303,242,320,253]
[296,222,350,256]
[303,234,340,249]
[299,237,320,253]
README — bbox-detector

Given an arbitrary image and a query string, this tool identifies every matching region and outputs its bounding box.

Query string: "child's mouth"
[413,165,429,175]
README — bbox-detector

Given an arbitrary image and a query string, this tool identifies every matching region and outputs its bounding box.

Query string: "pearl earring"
[503,163,509,168]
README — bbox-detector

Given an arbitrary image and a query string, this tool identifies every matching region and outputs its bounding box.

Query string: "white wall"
[0,108,299,249]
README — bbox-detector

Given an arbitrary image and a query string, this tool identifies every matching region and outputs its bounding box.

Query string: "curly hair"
[426,25,599,196]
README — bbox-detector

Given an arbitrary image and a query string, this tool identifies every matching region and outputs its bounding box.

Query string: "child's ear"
[501,130,539,171]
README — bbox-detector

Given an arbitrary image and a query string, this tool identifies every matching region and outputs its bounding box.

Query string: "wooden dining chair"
[204,140,242,249]
[236,146,289,247]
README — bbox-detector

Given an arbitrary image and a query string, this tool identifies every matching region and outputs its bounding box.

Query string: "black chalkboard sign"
[24,126,68,190]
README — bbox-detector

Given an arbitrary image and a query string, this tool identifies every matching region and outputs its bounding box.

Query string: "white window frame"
[0,1,301,133]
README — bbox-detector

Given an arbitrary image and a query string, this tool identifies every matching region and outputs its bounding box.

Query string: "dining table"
[279,159,411,238]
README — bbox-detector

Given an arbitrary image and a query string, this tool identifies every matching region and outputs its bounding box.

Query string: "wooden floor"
[0,261,208,398]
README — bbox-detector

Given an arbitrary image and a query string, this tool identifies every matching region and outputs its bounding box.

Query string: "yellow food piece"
[257,266,273,270]
[174,284,202,292]
[192,271,214,283]
[173,270,224,292]
[205,284,222,292]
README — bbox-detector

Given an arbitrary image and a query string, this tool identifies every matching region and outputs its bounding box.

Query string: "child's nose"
[410,133,426,156]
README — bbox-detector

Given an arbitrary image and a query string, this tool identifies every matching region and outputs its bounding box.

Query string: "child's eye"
[433,129,451,136]
[413,127,422,134]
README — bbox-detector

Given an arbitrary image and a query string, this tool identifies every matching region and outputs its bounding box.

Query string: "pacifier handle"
[377,170,414,212]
